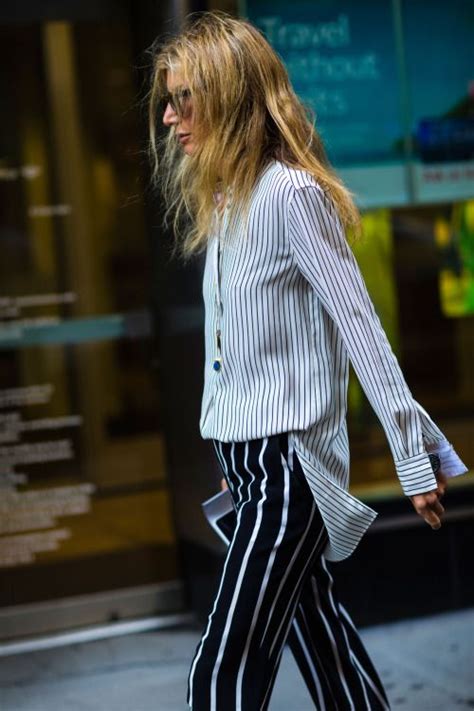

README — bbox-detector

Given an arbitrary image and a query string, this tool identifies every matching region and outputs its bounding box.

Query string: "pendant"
[213,329,222,371]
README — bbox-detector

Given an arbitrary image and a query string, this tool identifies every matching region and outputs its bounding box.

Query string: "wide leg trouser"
[187,433,390,711]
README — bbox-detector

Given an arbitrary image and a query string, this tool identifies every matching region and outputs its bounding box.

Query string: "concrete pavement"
[1,607,473,710]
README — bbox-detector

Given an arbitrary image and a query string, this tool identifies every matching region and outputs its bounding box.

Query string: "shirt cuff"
[425,439,469,478]
[395,452,438,496]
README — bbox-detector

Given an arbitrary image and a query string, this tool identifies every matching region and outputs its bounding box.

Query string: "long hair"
[148,10,361,260]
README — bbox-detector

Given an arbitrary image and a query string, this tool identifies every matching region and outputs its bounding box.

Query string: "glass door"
[0,6,182,639]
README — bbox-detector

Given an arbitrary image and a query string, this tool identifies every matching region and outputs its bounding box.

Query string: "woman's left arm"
[287,184,468,507]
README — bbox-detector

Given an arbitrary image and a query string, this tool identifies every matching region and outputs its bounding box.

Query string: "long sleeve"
[414,401,467,478]
[287,184,462,496]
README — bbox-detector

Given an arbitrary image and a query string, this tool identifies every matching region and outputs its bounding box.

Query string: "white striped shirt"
[199,159,467,561]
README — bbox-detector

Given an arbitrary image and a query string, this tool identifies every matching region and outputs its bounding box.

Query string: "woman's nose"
[162,103,178,126]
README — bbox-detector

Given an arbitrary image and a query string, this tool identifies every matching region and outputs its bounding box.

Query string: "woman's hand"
[220,477,228,491]
[409,473,448,529]
[435,471,448,497]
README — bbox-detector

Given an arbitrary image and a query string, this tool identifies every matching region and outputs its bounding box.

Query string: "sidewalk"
[1,607,473,710]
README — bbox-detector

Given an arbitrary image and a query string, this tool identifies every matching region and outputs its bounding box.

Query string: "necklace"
[213,233,223,372]
[212,196,226,373]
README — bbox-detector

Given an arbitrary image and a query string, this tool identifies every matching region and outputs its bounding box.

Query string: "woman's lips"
[178,133,191,144]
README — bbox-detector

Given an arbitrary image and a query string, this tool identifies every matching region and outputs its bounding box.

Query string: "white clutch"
[201,488,235,544]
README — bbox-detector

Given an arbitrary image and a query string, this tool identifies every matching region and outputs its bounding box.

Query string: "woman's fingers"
[410,491,445,530]
[432,499,445,516]
[436,472,448,498]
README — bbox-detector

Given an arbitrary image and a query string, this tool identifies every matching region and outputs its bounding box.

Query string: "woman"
[148,11,467,711]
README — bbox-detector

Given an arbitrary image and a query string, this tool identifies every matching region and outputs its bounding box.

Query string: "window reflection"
[0,20,179,606]
[349,205,473,494]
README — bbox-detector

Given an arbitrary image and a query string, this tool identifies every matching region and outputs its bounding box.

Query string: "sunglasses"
[160,88,192,114]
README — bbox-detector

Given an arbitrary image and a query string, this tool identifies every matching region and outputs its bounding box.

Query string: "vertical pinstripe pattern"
[194,433,390,710]
[187,433,329,710]
[200,159,449,560]
[292,620,326,708]
[209,440,271,711]
[287,559,390,711]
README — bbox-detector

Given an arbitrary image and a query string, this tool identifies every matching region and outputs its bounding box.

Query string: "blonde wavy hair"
[148,10,361,260]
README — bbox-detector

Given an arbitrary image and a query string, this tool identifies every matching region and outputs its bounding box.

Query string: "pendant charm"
[213,357,222,372]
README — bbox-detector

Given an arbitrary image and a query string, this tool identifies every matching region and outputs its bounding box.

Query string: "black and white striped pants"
[187,432,390,710]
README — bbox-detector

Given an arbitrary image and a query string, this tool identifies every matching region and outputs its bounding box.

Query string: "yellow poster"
[436,201,474,317]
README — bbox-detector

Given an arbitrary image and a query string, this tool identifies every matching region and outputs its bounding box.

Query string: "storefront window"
[0,17,180,615]
[349,204,474,495]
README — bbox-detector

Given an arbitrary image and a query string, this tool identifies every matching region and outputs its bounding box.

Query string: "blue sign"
[242,0,409,207]
[403,0,474,203]
[242,0,474,207]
